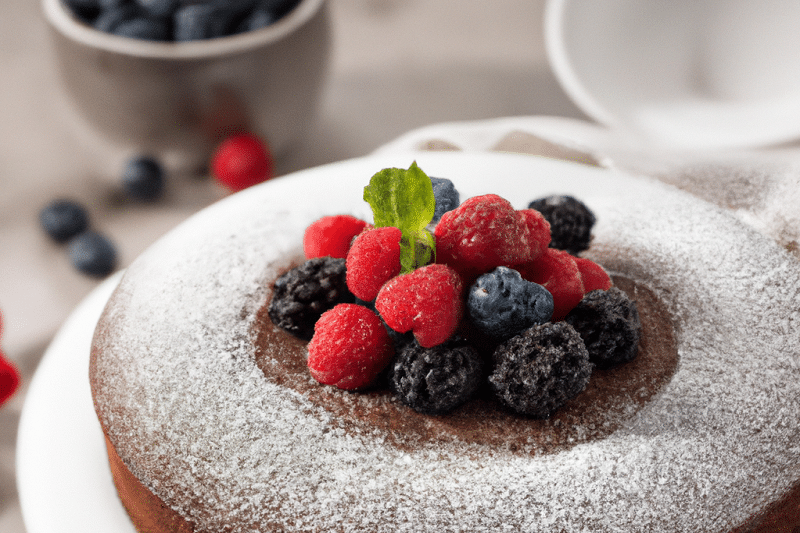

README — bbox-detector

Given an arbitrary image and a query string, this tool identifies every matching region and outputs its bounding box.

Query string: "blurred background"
[1,2,585,531]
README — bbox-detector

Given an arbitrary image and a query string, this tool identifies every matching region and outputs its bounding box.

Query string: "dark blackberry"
[565,288,641,369]
[489,322,592,418]
[39,199,90,243]
[430,177,460,222]
[528,195,596,255]
[388,338,483,415]
[268,257,354,340]
[467,266,553,341]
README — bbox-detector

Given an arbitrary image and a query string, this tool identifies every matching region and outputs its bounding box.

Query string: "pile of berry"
[63,0,301,41]
[269,163,641,418]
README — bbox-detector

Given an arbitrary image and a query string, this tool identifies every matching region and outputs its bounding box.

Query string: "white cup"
[545,0,800,149]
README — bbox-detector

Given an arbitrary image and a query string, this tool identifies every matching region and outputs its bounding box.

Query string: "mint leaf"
[363,162,436,273]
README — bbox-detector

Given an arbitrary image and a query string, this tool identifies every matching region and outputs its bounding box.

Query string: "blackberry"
[68,231,117,277]
[122,156,165,201]
[467,266,553,341]
[528,195,596,255]
[388,338,483,415]
[39,199,89,243]
[489,322,592,418]
[430,177,460,222]
[565,288,641,369]
[268,257,354,340]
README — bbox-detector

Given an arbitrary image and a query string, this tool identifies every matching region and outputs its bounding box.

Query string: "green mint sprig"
[363,162,436,273]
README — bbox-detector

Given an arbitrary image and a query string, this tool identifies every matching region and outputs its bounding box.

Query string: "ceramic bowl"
[42,0,331,170]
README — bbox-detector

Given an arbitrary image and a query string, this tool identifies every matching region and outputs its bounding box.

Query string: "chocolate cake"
[89,153,800,532]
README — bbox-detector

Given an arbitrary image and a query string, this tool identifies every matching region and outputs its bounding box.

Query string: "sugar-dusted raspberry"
[489,321,592,418]
[565,288,641,369]
[304,215,370,259]
[388,337,483,415]
[307,304,394,390]
[375,264,463,348]
[346,226,402,302]
[434,194,549,283]
[517,248,585,321]
[528,195,596,254]
[574,256,612,293]
[517,208,552,259]
[269,257,354,340]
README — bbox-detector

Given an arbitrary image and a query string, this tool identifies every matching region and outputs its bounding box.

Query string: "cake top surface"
[90,152,800,533]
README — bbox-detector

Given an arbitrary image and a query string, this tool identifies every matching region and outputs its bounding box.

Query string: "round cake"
[89,152,800,532]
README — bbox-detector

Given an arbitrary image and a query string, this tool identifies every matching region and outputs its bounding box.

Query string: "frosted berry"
[303,215,369,260]
[574,256,612,293]
[307,304,394,390]
[68,231,117,277]
[517,248,585,321]
[434,194,549,283]
[528,195,596,255]
[489,321,592,418]
[269,257,354,340]
[388,338,483,415]
[122,155,164,201]
[345,227,402,302]
[211,133,273,192]
[39,199,89,243]
[467,266,553,341]
[375,263,463,348]
[565,288,641,369]
[430,177,460,222]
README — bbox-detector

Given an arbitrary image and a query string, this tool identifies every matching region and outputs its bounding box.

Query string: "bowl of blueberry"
[42,0,330,169]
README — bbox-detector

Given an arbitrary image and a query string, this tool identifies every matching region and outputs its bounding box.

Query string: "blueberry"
[467,266,553,341]
[134,0,179,19]
[39,199,90,243]
[94,4,139,33]
[122,156,165,201]
[112,16,170,40]
[63,0,102,22]
[68,231,117,277]
[258,0,301,17]
[430,177,460,222]
[236,6,276,33]
[173,4,215,41]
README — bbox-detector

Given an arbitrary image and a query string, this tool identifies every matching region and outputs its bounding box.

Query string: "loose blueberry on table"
[270,162,642,419]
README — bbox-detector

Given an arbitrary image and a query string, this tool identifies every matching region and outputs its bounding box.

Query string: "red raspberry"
[518,248,585,321]
[307,304,394,390]
[375,264,463,348]
[434,194,550,283]
[0,352,20,407]
[304,215,370,259]
[346,226,402,301]
[574,256,612,293]
[211,133,273,192]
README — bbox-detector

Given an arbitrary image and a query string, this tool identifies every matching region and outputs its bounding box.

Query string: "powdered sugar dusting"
[90,153,800,532]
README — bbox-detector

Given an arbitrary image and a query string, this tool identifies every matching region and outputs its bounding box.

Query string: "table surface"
[1,1,586,531]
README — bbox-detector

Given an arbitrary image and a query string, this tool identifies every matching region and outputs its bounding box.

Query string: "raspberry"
[565,288,641,369]
[375,264,463,348]
[307,304,394,390]
[467,266,553,341]
[211,133,273,192]
[388,338,483,415]
[345,226,402,302]
[528,195,596,254]
[574,256,612,293]
[489,321,592,418]
[0,311,18,407]
[269,257,354,340]
[517,248,585,321]
[430,177,460,222]
[39,199,89,243]
[434,194,549,283]
[303,215,370,259]
[122,155,165,201]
